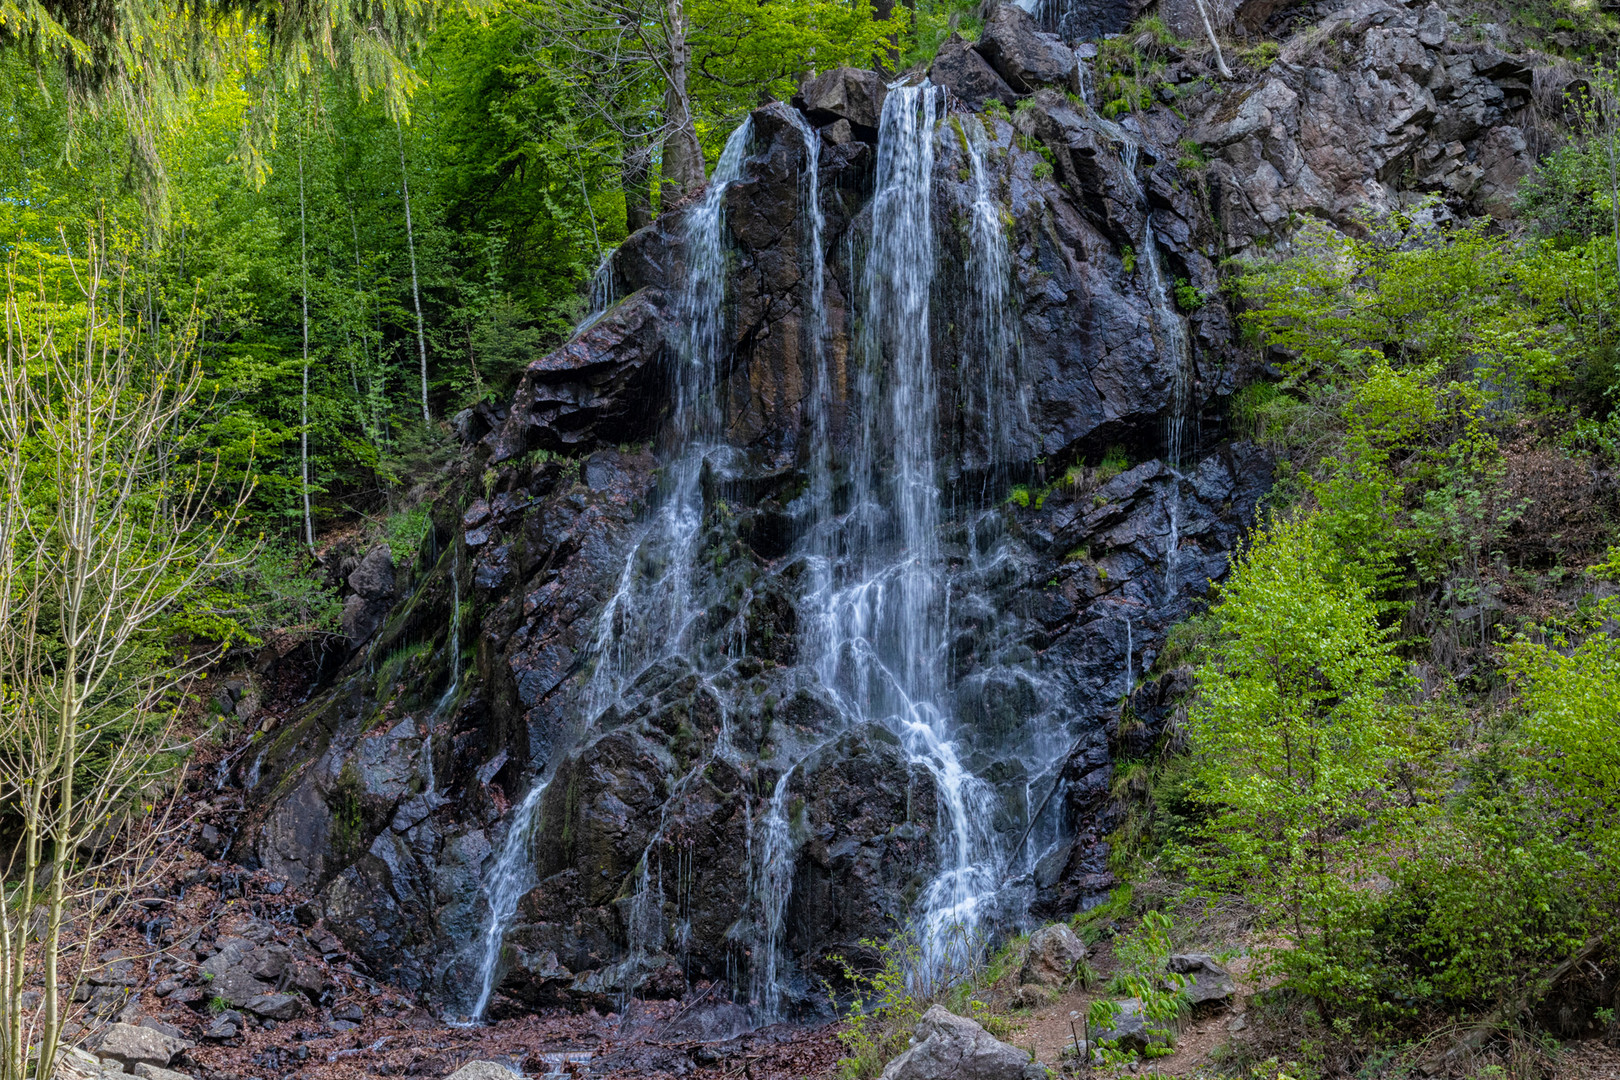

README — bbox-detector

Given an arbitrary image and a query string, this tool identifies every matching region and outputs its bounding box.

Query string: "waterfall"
[463,777,550,1023]
[963,116,1028,471]
[1119,140,1192,605]
[574,252,618,335]
[751,111,825,1024]
[581,118,755,715]
[808,84,1001,982]
[460,120,756,1024]
[1139,219,1192,469]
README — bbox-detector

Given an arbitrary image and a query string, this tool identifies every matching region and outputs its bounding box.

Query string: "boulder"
[210,967,274,1008]
[342,544,397,646]
[90,1024,188,1069]
[1167,953,1236,1006]
[1089,999,1171,1055]
[54,1047,108,1080]
[202,1011,242,1041]
[1019,923,1087,988]
[444,1064,519,1080]
[133,1067,196,1080]
[976,3,1076,94]
[489,288,670,460]
[243,993,303,1020]
[931,35,1019,112]
[347,544,396,600]
[793,67,887,136]
[880,1005,1047,1080]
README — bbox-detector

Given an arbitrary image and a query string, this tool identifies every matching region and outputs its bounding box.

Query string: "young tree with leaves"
[0,237,248,1080]
[1187,515,1412,1004]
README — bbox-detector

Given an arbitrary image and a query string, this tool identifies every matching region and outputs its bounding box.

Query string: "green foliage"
[1095,911,1186,1063]
[1239,41,1281,69]
[1172,276,1204,311]
[827,935,929,1080]
[1094,17,1180,118]
[1505,597,1620,873]
[1187,515,1412,1007]
[1175,139,1207,171]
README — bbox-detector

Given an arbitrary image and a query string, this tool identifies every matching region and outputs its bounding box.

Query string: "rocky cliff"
[235,0,1550,1023]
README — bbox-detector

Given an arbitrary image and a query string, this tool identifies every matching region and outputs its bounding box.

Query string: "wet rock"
[1045,0,1143,41]
[931,35,1019,112]
[1168,953,1236,1007]
[880,1005,1047,1080]
[90,1024,188,1068]
[1019,923,1086,988]
[976,4,1075,95]
[793,67,887,137]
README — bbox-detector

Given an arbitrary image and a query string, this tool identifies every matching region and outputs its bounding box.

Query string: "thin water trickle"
[462,778,550,1023]
[963,116,1028,471]
[1118,138,1192,603]
[573,252,618,335]
[751,110,826,1024]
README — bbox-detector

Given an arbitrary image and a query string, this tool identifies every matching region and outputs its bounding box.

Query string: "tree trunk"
[872,0,902,74]
[659,0,704,208]
[624,143,654,233]
[397,121,432,423]
[299,130,315,551]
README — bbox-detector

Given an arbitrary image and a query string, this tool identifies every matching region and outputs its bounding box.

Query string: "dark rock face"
[930,35,1020,112]
[977,4,1077,94]
[340,545,396,647]
[793,67,888,139]
[243,0,1548,1025]
[491,288,670,459]
[1038,0,1146,45]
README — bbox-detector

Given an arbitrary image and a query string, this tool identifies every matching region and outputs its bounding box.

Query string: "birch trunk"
[397,121,431,423]
[299,128,315,550]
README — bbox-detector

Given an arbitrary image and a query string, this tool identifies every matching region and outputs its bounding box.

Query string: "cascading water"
[810,84,1002,981]
[1119,138,1193,600]
[462,777,550,1022]
[574,251,618,334]
[751,110,826,1024]
[962,117,1029,472]
[581,118,755,716]
[459,121,756,1023]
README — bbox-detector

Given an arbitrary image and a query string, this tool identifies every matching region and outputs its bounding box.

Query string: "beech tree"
[0,237,247,1080]
[1186,515,1411,1000]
